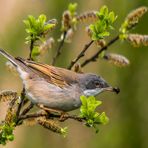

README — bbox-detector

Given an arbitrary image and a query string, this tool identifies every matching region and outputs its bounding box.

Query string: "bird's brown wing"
[25,61,78,88]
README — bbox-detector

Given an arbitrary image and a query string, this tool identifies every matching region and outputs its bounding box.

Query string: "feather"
[23,60,78,88]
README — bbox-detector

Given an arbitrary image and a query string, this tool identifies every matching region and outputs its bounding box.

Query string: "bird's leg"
[37,104,62,114]
[37,104,69,121]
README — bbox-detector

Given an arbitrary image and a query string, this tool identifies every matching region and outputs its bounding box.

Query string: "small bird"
[0,48,119,112]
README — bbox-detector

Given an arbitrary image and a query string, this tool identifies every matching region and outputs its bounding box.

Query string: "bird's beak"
[104,87,120,94]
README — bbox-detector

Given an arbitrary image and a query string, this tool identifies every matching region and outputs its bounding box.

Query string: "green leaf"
[68,3,78,16]
[43,24,55,32]
[31,46,41,60]
[79,95,108,132]
[98,112,109,124]
[100,5,108,16]
[24,14,56,44]
[109,11,115,23]
[0,123,15,145]
[38,14,46,24]
[89,5,117,41]
[7,135,14,141]
[79,96,109,132]
[61,127,68,138]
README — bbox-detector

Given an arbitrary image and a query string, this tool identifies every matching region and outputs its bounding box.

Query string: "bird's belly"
[26,92,81,111]
[25,80,82,111]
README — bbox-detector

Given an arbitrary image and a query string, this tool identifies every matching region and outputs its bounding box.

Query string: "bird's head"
[78,73,120,96]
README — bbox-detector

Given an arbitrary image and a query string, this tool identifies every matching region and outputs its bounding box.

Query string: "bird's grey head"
[78,73,120,96]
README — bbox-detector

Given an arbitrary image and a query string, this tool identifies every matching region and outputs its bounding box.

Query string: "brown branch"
[17,111,84,124]
[67,40,94,70]
[51,31,67,65]
[18,112,48,121]
[81,35,119,67]
[29,38,34,60]
[16,88,26,117]
[20,102,34,115]
[17,37,35,119]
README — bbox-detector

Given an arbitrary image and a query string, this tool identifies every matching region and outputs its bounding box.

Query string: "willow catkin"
[39,37,55,54]
[76,11,98,23]
[5,108,17,124]
[4,94,18,124]
[125,6,148,29]
[73,63,83,73]
[62,11,72,30]
[45,19,58,26]
[23,110,47,126]
[127,34,148,47]
[103,53,130,67]
[37,118,64,134]
[65,28,74,43]
[5,61,18,76]
[85,26,92,37]
[0,90,17,124]
[0,90,17,102]
[95,40,106,47]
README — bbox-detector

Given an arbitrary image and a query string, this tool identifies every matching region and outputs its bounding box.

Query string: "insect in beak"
[104,87,120,94]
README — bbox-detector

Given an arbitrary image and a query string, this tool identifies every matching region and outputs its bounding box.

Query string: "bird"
[0,48,120,112]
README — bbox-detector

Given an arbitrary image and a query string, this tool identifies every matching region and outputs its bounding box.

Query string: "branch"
[51,31,67,65]
[29,38,34,60]
[67,40,94,70]
[81,35,119,67]
[20,102,34,115]
[17,112,47,122]
[18,37,35,118]
[16,88,26,117]
[17,111,84,124]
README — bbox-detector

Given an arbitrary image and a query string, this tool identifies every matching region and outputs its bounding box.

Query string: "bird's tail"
[0,48,18,67]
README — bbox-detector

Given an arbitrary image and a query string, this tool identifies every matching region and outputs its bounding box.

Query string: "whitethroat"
[0,48,120,112]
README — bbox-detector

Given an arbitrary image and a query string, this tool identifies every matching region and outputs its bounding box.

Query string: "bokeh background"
[0,0,148,148]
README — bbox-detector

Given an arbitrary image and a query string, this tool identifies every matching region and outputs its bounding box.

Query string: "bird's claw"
[59,112,69,122]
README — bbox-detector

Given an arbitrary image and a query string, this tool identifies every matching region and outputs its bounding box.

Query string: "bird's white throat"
[83,88,103,96]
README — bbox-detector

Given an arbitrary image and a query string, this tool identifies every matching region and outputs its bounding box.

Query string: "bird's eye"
[95,82,100,87]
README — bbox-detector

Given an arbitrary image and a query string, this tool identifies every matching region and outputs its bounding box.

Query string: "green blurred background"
[0,0,148,148]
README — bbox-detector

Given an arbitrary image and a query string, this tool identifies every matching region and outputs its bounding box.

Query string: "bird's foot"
[59,112,69,122]
[37,104,68,121]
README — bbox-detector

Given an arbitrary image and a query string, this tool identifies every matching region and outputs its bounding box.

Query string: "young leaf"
[68,3,78,16]
[80,95,109,132]
[89,5,117,41]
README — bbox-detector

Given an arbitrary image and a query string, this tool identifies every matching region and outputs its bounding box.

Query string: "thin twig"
[81,35,119,67]
[67,40,94,70]
[29,38,34,60]
[51,31,67,65]
[17,37,35,118]
[16,88,25,117]
[20,102,34,115]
